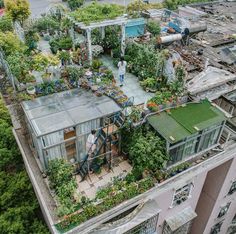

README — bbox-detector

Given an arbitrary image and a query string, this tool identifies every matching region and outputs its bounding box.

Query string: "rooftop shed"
[22,89,122,170]
[147,100,226,165]
[187,66,236,101]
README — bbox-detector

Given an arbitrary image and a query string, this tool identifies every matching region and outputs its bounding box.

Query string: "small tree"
[4,0,30,24]
[146,21,161,36]
[128,129,168,177]
[68,0,84,10]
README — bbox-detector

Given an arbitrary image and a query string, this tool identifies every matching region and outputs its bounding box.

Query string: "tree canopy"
[4,0,30,23]
[0,97,49,234]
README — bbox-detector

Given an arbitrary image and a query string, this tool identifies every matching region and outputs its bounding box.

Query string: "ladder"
[77,113,125,181]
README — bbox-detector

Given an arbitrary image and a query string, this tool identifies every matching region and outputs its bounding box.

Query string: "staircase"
[77,113,125,181]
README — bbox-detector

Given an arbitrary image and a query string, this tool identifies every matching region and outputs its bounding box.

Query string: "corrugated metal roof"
[147,100,226,143]
[22,89,121,136]
[187,66,236,95]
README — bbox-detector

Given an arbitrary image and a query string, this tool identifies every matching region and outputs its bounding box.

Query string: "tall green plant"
[47,159,77,204]
[0,15,13,32]
[4,0,30,24]
[0,96,49,233]
[129,129,168,174]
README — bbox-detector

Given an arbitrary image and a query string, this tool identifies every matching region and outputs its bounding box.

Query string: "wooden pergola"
[69,16,129,64]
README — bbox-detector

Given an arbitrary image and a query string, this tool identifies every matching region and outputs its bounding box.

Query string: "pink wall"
[191,159,232,234]
[153,170,208,233]
[202,157,236,234]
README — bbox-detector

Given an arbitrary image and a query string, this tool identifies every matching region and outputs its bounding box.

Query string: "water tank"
[157,34,182,44]
[185,23,207,34]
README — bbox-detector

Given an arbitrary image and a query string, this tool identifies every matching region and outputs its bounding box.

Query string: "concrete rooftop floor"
[101,55,154,105]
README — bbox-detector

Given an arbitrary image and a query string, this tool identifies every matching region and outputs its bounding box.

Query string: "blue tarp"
[125,18,145,37]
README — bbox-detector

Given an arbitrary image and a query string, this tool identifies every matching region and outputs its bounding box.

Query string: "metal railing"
[0,48,17,91]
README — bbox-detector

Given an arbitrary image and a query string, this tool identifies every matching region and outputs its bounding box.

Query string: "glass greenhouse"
[147,100,226,165]
[22,89,122,170]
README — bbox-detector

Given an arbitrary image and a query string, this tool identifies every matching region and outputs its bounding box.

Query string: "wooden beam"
[86,28,92,65]
[121,23,126,56]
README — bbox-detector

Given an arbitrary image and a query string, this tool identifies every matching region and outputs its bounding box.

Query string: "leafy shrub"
[63,66,84,81]
[49,36,73,53]
[25,29,40,50]
[47,159,77,203]
[127,0,163,15]
[32,54,59,71]
[146,21,161,36]
[68,0,83,10]
[7,52,33,83]
[0,15,13,32]
[125,43,159,81]
[34,16,60,32]
[4,0,30,23]
[92,59,103,70]
[70,2,124,24]
[0,32,25,56]
[121,125,168,177]
[0,96,49,233]
[56,177,154,232]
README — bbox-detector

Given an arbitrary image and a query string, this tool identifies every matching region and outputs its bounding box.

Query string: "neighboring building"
[186,66,236,102]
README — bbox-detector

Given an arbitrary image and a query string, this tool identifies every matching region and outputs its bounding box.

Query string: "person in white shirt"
[117,57,127,87]
[86,130,97,154]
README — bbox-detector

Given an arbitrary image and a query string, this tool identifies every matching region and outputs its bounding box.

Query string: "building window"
[172,184,192,207]
[210,221,224,234]
[228,181,236,195]
[124,214,158,234]
[217,202,231,218]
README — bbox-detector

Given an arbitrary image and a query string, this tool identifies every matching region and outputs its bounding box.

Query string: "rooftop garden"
[51,98,226,232]
[70,2,125,24]
[0,0,187,107]
[0,1,217,233]
[69,0,164,25]
[50,125,169,232]
[51,122,200,232]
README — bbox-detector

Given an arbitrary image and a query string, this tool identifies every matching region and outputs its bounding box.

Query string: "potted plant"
[140,77,157,92]
[26,85,36,95]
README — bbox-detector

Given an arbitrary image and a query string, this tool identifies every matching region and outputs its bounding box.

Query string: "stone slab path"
[101,55,154,105]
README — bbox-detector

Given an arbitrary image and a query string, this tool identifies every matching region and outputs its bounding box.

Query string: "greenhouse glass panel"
[199,125,221,151]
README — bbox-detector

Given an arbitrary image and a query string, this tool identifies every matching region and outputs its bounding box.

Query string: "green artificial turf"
[147,100,226,143]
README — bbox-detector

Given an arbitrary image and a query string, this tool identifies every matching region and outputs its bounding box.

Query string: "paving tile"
[112,165,123,176]
[87,174,99,184]
[94,179,108,189]
[119,160,132,171]
[102,172,113,183]
[84,187,97,200]
[78,180,91,192]
[76,175,82,185]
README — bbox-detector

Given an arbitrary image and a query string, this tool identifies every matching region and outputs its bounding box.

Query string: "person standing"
[86,130,97,154]
[86,130,97,173]
[118,57,127,87]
